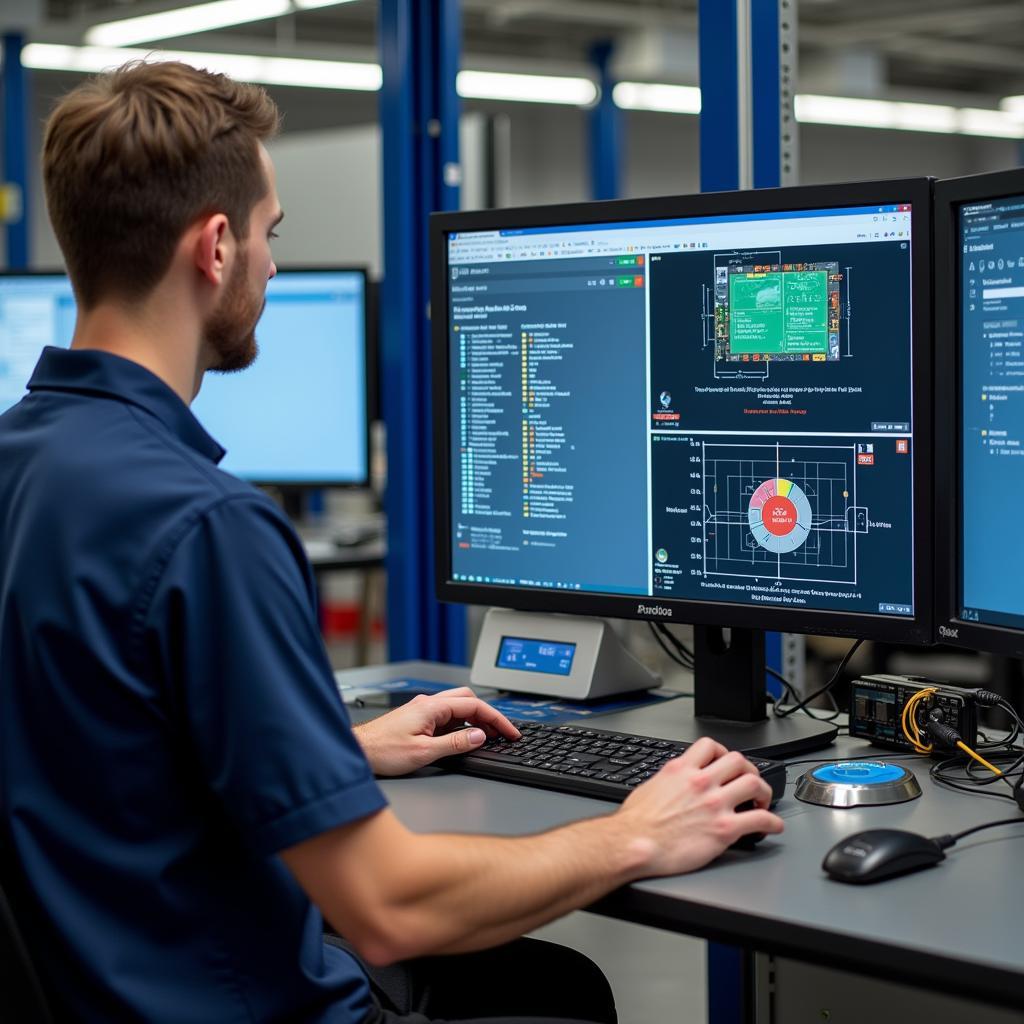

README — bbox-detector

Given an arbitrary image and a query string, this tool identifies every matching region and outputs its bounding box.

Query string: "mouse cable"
[773,639,863,721]
[930,817,1024,852]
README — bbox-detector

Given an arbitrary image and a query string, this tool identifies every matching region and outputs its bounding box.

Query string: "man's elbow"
[330,909,436,968]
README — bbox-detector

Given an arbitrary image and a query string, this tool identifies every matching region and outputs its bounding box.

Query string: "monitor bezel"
[239,265,372,489]
[431,178,934,643]
[935,168,1024,658]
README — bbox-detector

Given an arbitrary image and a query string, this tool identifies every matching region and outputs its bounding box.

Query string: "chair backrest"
[0,862,54,1023]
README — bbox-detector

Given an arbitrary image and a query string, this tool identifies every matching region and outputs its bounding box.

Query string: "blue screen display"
[497,637,576,675]
[0,275,76,414]
[960,195,1024,631]
[192,270,367,483]
[0,269,367,485]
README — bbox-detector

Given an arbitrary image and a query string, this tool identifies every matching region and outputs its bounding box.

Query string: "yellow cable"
[901,687,936,754]
[956,740,1003,777]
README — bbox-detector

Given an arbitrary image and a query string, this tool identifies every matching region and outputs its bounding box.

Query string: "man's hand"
[614,736,785,879]
[354,687,521,777]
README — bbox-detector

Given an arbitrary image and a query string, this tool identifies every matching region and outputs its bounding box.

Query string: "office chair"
[0,871,54,1023]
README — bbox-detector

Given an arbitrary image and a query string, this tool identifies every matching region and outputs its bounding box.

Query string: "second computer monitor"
[935,169,1024,658]
[190,267,369,486]
[432,179,933,643]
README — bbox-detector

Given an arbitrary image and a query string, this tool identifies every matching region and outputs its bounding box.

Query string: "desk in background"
[304,533,386,666]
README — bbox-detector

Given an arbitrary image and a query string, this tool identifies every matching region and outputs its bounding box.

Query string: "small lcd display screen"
[496,637,576,676]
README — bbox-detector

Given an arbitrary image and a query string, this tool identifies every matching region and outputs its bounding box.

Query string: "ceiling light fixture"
[85,0,361,47]
[456,70,596,106]
[22,44,382,91]
[613,82,701,115]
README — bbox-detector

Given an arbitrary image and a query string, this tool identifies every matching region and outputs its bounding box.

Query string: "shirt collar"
[27,347,226,465]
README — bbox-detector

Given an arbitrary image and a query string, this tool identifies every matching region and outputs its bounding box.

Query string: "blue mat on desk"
[339,677,683,722]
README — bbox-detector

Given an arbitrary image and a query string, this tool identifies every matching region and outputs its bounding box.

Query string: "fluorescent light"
[86,0,291,47]
[613,81,701,115]
[457,69,596,106]
[959,108,1024,139]
[22,43,381,91]
[795,94,958,133]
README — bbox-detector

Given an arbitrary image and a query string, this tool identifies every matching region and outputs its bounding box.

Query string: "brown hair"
[42,60,280,309]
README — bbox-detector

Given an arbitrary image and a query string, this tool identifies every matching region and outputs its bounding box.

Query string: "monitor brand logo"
[939,625,960,640]
[637,603,673,618]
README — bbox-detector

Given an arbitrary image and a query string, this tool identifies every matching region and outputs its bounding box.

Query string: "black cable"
[648,621,691,670]
[765,666,842,722]
[773,638,863,720]
[932,818,1024,850]
[655,623,695,669]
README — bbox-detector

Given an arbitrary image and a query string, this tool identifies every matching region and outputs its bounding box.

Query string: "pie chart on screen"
[748,478,812,554]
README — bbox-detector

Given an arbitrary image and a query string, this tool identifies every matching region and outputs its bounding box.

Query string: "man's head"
[42,61,282,371]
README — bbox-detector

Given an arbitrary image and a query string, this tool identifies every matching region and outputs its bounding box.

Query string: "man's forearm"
[289,807,647,965]
[392,814,648,956]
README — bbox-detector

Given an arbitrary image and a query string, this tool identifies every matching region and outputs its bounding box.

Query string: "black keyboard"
[442,720,787,806]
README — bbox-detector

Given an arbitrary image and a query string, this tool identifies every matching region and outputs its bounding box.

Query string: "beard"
[203,248,265,373]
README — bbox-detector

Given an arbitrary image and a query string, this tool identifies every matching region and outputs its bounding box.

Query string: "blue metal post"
[700,2,790,1020]
[379,0,467,663]
[1,32,29,268]
[588,42,622,201]
[698,0,741,193]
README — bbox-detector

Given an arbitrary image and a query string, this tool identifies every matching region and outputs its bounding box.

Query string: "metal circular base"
[795,761,922,808]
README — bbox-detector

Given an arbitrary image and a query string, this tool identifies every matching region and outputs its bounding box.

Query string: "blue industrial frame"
[699,3,786,1022]
[588,42,622,201]
[379,0,466,662]
[1,32,29,269]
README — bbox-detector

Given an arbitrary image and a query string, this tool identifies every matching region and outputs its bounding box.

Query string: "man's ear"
[194,213,231,287]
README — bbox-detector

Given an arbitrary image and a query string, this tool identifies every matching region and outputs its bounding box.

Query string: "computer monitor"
[935,169,1024,659]
[0,267,370,490]
[0,272,76,414]
[192,267,369,487]
[431,179,934,755]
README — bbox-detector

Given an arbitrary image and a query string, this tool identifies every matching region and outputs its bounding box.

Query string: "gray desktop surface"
[377,695,1024,1009]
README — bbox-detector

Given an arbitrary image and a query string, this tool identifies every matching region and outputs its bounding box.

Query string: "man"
[0,61,783,1023]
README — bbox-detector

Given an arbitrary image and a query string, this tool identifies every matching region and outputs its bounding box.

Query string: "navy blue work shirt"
[0,347,387,1022]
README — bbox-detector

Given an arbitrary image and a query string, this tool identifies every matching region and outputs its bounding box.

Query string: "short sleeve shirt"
[0,348,387,1022]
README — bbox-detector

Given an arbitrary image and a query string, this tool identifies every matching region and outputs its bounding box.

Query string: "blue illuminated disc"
[811,762,909,786]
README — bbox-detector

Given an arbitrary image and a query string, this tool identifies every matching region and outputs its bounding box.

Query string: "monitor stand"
[677,625,837,759]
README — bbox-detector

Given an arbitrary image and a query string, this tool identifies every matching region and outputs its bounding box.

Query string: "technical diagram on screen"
[702,251,850,381]
[701,442,869,585]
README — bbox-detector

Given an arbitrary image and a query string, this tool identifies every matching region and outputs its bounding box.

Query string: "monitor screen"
[434,182,932,640]
[0,268,367,486]
[0,274,76,413]
[192,268,368,485]
[955,191,1024,635]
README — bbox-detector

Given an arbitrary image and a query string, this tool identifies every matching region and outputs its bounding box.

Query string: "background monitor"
[935,169,1024,659]
[192,267,369,487]
[0,273,76,414]
[0,268,370,489]
[431,180,934,755]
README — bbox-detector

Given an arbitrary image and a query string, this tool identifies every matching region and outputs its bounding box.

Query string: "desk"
[377,696,1024,1011]
[305,538,386,664]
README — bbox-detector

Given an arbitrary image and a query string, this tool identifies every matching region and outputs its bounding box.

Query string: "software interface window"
[447,204,916,619]
[960,195,1024,632]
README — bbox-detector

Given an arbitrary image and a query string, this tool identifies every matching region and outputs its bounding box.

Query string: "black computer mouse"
[822,828,945,884]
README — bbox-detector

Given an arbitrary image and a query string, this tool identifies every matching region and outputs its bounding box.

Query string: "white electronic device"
[471,608,660,700]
